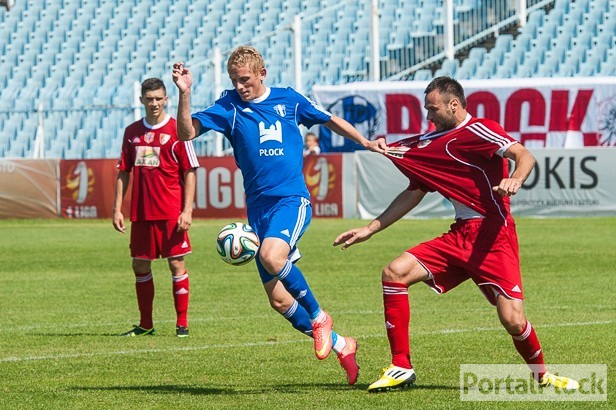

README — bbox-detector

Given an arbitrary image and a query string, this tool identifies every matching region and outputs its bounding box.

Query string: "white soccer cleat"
[539,371,579,390]
[368,364,416,392]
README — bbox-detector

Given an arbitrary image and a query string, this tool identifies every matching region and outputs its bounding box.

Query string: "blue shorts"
[247,196,312,283]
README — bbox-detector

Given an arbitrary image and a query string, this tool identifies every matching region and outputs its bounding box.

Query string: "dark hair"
[141,78,166,96]
[424,76,466,108]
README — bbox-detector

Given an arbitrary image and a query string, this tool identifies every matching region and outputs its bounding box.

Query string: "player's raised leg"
[254,197,336,360]
[260,240,334,359]
[265,279,360,384]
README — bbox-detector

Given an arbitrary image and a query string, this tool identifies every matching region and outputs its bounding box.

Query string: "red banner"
[60,159,129,219]
[304,154,343,218]
[313,78,616,148]
[192,156,246,219]
[58,155,344,219]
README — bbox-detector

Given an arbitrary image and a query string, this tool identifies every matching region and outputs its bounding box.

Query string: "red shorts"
[408,218,523,306]
[130,220,192,260]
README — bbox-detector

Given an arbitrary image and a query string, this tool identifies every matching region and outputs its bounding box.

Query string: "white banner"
[313,78,616,151]
[353,148,616,219]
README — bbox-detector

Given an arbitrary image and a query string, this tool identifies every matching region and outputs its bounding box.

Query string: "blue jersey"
[192,87,332,207]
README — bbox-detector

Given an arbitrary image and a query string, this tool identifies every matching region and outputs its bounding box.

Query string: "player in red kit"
[113,78,200,338]
[334,77,579,392]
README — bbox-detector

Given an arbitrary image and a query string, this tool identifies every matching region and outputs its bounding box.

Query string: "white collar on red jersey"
[420,113,472,141]
[142,114,171,130]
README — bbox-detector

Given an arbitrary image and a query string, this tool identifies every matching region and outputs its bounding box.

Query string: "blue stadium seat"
[0,0,611,159]
[436,59,459,77]
[413,69,433,81]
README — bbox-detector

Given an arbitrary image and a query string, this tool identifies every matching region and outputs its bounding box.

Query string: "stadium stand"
[0,0,614,158]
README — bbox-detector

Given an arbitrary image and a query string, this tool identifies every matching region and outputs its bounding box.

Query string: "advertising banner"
[313,77,616,151]
[192,156,246,219]
[59,157,244,220]
[0,159,59,218]
[510,148,616,217]
[354,148,616,219]
[191,155,345,219]
[303,154,344,218]
[60,159,128,219]
[57,155,345,220]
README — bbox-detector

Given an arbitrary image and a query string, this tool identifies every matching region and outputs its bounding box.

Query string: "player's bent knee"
[382,254,428,285]
[258,252,285,275]
[501,318,526,335]
[382,263,407,283]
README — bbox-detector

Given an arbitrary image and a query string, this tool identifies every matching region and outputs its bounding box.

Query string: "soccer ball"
[216,222,260,266]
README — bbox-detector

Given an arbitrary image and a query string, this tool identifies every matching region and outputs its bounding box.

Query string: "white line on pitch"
[0,319,612,363]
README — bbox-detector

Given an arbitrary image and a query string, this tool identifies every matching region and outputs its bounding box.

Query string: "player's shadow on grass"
[73,385,228,395]
[73,383,457,395]
[354,383,458,391]
[73,384,355,395]
[30,332,132,337]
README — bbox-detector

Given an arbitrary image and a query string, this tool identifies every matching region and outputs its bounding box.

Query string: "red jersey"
[386,115,518,224]
[117,115,200,222]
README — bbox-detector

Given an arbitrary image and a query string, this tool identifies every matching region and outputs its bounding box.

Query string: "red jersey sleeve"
[117,127,134,172]
[172,140,200,175]
[464,118,518,160]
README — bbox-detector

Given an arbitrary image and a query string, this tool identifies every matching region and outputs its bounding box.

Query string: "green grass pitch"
[0,217,614,409]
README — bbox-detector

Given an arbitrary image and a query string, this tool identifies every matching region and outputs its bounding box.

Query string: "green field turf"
[0,217,614,409]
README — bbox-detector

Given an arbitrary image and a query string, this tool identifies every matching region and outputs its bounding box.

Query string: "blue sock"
[282,300,313,336]
[282,300,342,352]
[276,260,321,319]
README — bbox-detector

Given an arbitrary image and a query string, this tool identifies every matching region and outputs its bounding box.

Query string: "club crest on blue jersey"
[274,104,286,117]
[259,121,283,144]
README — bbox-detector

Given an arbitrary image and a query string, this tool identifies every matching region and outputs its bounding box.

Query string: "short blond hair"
[227,45,265,74]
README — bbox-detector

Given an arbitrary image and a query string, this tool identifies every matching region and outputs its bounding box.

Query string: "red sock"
[172,272,190,327]
[511,320,546,380]
[135,271,154,329]
[382,281,412,369]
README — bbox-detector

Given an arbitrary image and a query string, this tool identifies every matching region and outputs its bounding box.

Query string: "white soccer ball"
[216,222,260,266]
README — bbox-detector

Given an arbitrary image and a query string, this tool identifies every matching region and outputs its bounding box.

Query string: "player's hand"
[366,138,388,154]
[172,62,193,92]
[112,211,126,234]
[493,177,523,197]
[177,211,192,232]
[333,227,373,250]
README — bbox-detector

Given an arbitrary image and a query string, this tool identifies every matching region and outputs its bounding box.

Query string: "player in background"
[334,77,579,392]
[172,46,387,384]
[303,132,321,156]
[113,78,200,338]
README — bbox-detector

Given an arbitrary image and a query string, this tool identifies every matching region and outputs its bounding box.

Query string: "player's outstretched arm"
[334,189,426,250]
[325,115,387,154]
[172,62,199,141]
[333,225,376,251]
